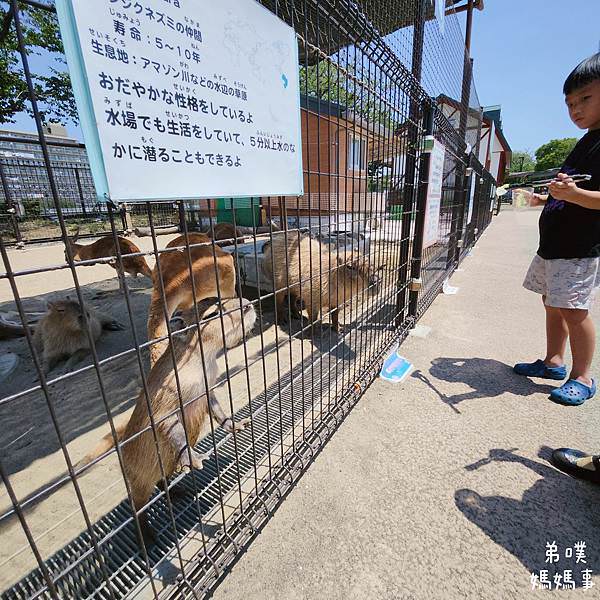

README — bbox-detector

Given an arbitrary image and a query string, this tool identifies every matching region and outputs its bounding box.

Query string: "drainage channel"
[2,344,348,600]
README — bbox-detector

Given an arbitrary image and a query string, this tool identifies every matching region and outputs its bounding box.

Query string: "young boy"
[514,53,600,406]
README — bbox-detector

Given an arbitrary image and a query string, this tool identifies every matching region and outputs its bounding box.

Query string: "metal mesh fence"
[0,156,123,243]
[0,0,499,598]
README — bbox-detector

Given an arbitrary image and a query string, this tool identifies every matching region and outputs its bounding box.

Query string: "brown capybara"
[78,296,256,545]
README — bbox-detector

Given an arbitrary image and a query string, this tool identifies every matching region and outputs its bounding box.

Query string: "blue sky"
[466,0,600,154]
[4,0,600,157]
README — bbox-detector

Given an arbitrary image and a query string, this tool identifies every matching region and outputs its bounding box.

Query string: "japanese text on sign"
[422,138,446,249]
[57,0,303,200]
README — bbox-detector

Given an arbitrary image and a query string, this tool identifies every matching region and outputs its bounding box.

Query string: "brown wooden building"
[264,95,399,219]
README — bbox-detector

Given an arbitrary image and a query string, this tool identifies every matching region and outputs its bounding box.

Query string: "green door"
[215,197,261,227]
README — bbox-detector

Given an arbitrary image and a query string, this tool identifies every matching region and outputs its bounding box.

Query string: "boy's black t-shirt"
[538,129,600,259]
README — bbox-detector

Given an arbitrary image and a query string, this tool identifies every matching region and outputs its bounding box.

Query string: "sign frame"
[422,136,446,249]
[466,171,476,224]
[55,0,304,203]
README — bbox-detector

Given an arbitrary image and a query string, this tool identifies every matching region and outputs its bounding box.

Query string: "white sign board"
[422,138,446,249]
[434,0,445,34]
[56,0,303,201]
[467,173,476,224]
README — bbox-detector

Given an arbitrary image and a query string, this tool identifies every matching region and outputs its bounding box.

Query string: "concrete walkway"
[213,209,600,600]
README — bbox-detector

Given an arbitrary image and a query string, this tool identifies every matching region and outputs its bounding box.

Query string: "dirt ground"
[0,233,397,594]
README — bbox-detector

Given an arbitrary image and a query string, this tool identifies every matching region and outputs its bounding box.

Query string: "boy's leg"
[560,308,595,385]
[544,297,569,367]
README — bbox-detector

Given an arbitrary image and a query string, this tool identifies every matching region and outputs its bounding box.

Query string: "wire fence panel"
[0,0,499,598]
[0,156,124,243]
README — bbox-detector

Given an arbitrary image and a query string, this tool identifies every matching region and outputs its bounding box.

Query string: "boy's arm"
[549,174,600,210]
[563,188,600,210]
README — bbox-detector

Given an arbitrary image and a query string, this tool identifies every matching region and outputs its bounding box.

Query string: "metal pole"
[395,0,425,327]
[0,159,23,245]
[448,0,475,268]
[9,2,122,594]
[464,0,475,54]
[408,102,434,319]
[177,199,186,232]
[74,167,87,216]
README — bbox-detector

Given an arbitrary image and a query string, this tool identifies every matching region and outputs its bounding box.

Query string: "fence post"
[0,158,23,246]
[470,172,481,246]
[408,102,435,319]
[121,202,133,234]
[446,0,475,269]
[177,200,186,233]
[74,167,87,216]
[394,0,425,328]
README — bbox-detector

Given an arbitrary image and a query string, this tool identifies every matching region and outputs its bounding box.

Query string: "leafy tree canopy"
[534,137,577,171]
[509,150,535,173]
[299,60,396,129]
[0,0,77,125]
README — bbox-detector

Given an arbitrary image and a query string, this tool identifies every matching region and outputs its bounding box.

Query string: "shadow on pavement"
[455,446,600,588]
[412,357,556,413]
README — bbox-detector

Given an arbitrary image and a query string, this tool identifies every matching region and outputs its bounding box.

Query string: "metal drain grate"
[2,344,349,600]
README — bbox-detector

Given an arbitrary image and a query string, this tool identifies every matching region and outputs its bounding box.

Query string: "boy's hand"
[529,193,547,206]
[548,173,578,202]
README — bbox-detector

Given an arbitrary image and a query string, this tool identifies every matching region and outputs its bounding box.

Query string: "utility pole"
[448,0,476,268]
[458,0,475,142]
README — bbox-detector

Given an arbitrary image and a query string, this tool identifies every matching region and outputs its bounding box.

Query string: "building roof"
[300,94,345,118]
[300,94,392,138]
[483,106,502,129]
[507,167,560,183]
[482,111,511,154]
[436,93,483,121]
[0,127,79,144]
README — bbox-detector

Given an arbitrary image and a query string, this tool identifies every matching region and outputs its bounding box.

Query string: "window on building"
[347,136,367,171]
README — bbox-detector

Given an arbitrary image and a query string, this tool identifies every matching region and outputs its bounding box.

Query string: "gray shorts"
[523,255,600,309]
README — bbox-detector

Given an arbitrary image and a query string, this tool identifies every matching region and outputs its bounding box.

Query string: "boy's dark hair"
[564,53,600,95]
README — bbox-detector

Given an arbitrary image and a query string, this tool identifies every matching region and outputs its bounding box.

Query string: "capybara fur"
[207,222,244,244]
[65,229,152,278]
[147,233,236,364]
[33,298,123,373]
[78,297,256,545]
[262,231,383,332]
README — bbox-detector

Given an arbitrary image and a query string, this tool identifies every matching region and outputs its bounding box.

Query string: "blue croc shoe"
[550,379,596,406]
[513,359,567,380]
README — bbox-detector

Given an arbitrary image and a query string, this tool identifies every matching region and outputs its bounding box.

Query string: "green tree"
[509,150,535,173]
[299,61,356,107]
[0,1,77,125]
[299,60,395,128]
[534,138,578,171]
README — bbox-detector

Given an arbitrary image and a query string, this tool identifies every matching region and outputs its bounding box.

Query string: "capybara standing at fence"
[147,233,237,365]
[262,231,384,333]
[65,228,152,279]
[33,298,124,374]
[77,296,256,545]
